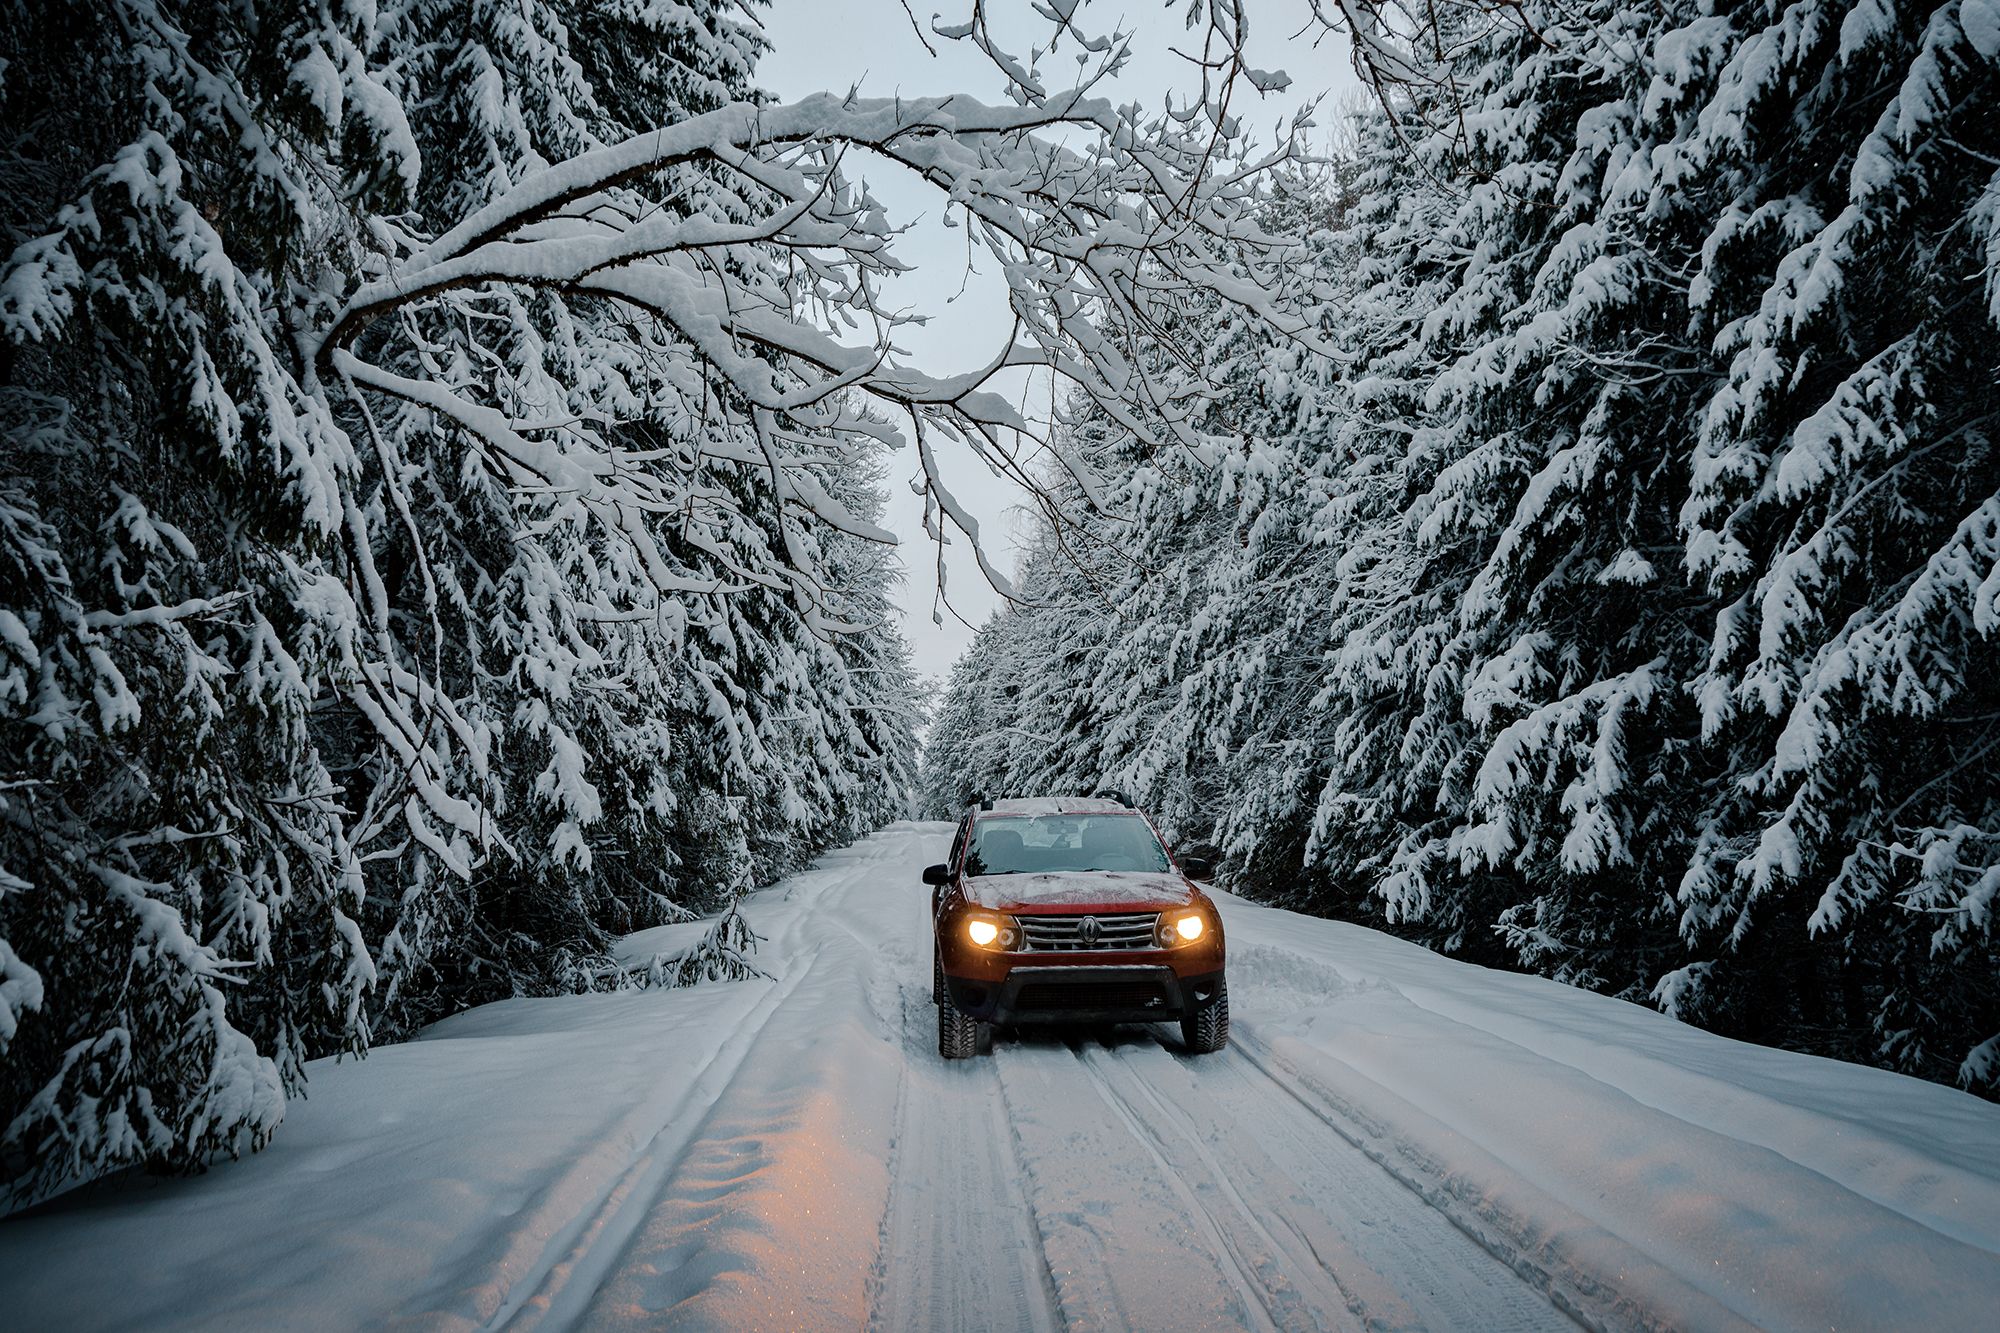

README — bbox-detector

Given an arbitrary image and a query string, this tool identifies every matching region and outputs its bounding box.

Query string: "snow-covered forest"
[0,0,1335,1202]
[0,0,943,1199]
[3,0,1997,1216]
[924,0,2000,1097]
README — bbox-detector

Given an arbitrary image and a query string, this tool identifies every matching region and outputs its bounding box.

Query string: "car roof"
[978,797,1134,817]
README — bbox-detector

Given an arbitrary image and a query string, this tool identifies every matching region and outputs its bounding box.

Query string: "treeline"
[0,0,917,1201]
[923,0,2000,1093]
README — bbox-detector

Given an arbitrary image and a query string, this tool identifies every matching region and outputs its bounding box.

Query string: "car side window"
[947,817,968,870]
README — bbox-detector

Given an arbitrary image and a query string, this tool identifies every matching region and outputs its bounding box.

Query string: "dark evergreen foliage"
[923,0,2000,1095]
[0,0,917,1203]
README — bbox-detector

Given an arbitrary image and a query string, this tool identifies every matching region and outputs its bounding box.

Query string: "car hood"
[965,870,1196,912]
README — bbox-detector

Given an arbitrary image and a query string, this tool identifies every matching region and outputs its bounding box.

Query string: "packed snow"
[3,823,1994,1330]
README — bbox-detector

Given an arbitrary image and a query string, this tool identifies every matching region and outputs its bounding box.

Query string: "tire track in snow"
[1063,1039,1306,1332]
[1228,1025,1620,1331]
[1221,923,1686,1328]
[487,941,826,1329]
[861,822,1063,1333]
[558,825,946,1328]
[865,974,1064,1333]
[992,1032,1284,1332]
[480,833,909,1330]
[1080,1040,1385,1331]
[1113,1033,1569,1332]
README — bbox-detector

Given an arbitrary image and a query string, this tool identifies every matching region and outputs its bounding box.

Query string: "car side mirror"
[922,863,952,887]
[1180,855,1215,881]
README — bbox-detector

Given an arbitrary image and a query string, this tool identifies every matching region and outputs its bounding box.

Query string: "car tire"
[937,954,979,1059]
[1181,978,1229,1054]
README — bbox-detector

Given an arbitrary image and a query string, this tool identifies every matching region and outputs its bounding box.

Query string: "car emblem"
[1078,916,1101,945]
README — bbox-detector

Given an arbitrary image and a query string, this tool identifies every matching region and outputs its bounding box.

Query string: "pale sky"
[755,0,1360,687]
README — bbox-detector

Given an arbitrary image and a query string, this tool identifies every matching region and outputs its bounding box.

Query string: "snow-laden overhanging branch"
[317,85,1325,600]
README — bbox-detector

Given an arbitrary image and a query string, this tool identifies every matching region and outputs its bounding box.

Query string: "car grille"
[1016,912,1159,952]
[1015,978,1172,1012]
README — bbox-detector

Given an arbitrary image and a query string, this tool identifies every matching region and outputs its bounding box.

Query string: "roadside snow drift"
[3,822,1996,1331]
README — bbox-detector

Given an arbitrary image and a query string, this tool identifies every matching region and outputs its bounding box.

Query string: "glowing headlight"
[1158,911,1207,947]
[965,916,1018,950]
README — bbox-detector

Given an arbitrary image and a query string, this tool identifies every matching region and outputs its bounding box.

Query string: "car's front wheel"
[936,953,979,1059]
[1181,977,1229,1054]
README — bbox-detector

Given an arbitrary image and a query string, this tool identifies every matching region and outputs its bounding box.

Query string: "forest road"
[531,823,1577,1332]
[8,822,1995,1331]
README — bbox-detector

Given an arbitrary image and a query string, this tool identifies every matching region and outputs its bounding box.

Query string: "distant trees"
[927,0,2000,1094]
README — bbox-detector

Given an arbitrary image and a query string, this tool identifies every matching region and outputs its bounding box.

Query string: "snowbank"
[1218,891,2000,1328]
[0,984,766,1329]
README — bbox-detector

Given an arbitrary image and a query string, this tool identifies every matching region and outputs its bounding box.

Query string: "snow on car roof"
[982,797,1132,816]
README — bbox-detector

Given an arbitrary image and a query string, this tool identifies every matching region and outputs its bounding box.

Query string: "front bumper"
[945,965,1224,1025]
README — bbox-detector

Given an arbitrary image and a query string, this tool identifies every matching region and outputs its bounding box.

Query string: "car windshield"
[966,813,1172,876]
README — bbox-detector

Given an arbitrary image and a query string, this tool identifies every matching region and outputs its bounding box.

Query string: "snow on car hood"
[965,870,1195,911]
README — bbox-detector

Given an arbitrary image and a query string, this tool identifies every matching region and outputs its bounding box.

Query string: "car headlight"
[965,914,1018,950]
[1157,910,1207,947]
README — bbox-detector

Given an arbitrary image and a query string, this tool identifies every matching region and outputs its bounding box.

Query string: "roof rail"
[1096,789,1132,808]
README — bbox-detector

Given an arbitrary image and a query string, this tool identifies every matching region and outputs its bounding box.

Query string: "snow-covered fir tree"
[1,0,419,1203]
[1,0,919,1199]
[927,0,2000,1094]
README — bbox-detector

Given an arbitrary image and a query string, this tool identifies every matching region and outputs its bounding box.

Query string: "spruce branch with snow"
[926,0,2000,1095]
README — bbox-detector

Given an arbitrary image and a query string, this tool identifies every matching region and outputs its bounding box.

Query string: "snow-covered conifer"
[927,0,2000,1093]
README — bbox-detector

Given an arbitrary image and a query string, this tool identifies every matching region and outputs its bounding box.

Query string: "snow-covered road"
[5,822,1998,1330]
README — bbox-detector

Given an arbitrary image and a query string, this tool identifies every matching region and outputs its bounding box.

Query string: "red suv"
[923,797,1227,1059]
